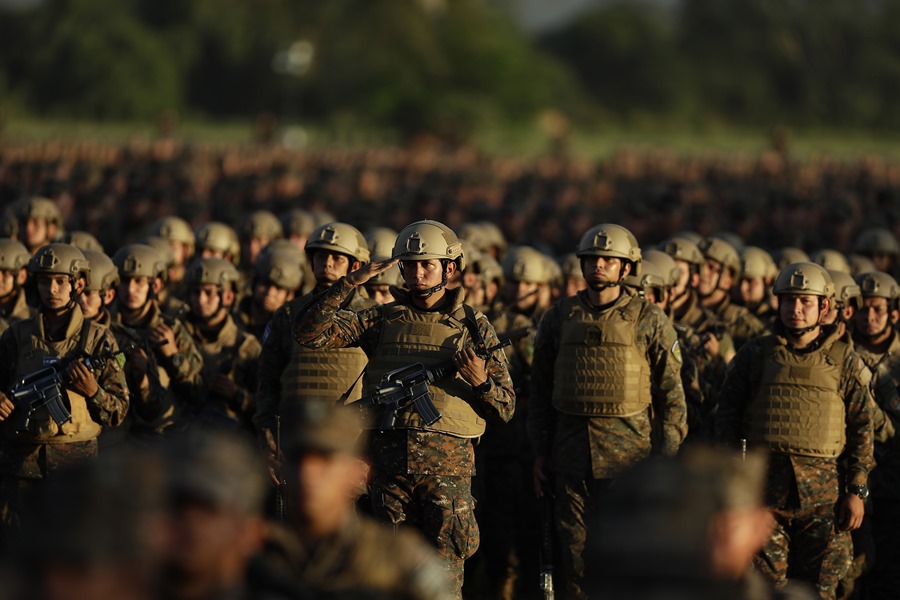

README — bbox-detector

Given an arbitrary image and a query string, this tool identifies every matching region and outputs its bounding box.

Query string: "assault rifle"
[8,341,127,433]
[357,338,511,431]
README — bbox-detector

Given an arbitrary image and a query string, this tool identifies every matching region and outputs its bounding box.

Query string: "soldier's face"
[564,275,586,298]
[24,217,50,249]
[0,270,14,297]
[779,293,824,330]
[699,259,723,296]
[172,241,192,267]
[739,277,766,304]
[502,279,541,311]
[854,297,897,337]
[581,256,628,286]
[400,259,447,292]
[313,251,352,283]
[254,280,291,312]
[119,276,151,310]
[37,274,79,311]
[291,451,367,530]
[77,289,104,319]
[191,284,225,319]
[365,284,395,305]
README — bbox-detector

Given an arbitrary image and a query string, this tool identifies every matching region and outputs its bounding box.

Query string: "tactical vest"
[744,337,848,458]
[551,294,652,417]
[280,296,368,413]
[5,314,104,443]
[364,302,487,438]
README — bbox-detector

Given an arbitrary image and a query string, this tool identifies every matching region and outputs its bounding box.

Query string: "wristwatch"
[847,484,869,501]
[473,380,492,395]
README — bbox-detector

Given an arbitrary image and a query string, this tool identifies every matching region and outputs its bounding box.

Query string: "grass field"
[5,115,900,162]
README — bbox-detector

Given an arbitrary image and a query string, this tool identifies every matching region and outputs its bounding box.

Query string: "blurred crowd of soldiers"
[0,139,898,600]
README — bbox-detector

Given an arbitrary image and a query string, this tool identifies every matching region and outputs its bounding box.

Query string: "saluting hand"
[346,258,399,288]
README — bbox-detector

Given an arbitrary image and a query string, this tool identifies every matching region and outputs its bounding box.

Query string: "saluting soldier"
[293,220,515,599]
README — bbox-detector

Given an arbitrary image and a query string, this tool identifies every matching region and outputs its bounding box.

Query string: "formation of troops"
[0,148,899,600]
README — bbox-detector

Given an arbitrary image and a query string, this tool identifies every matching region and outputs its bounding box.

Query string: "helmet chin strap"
[409,260,451,299]
[698,270,722,299]
[858,322,891,341]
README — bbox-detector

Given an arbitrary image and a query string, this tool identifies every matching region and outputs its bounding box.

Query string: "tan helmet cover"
[773,262,834,298]
[810,249,851,274]
[306,222,370,264]
[741,246,778,280]
[660,236,704,267]
[0,238,30,271]
[29,243,91,286]
[700,237,741,276]
[112,244,167,280]
[856,271,900,300]
[827,269,862,308]
[152,216,195,247]
[502,246,553,284]
[185,257,241,291]
[81,250,120,292]
[393,220,464,271]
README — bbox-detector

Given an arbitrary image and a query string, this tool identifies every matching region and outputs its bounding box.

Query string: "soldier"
[267,401,453,600]
[183,258,261,432]
[715,262,874,599]
[149,215,196,305]
[12,197,62,254]
[195,221,241,266]
[0,244,129,537]
[364,227,402,305]
[235,245,302,341]
[697,236,768,350]
[852,228,899,276]
[821,270,861,343]
[110,244,204,436]
[293,219,515,598]
[144,234,189,318]
[811,249,852,275]
[0,239,32,334]
[254,222,374,487]
[62,230,104,253]
[558,252,586,299]
[847,271,900,599]
[240,210,284,274]
[280,209,316,296]
[529,224,687,599]
[738,246,779,330]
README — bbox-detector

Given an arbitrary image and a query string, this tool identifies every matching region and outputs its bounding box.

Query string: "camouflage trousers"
[835,510,873,600]
[865,498,900,600]
[553,474,613,600]
[754,503,852,600]
[369,471,479,600]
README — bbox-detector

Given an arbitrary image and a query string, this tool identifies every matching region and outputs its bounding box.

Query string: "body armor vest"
[744,336,848,457]
[551,294,652,417]
[280,294,368,414]
[6,311,104,443]
[364,300,487,438]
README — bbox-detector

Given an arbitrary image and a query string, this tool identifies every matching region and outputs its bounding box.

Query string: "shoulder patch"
[671,339,683,365]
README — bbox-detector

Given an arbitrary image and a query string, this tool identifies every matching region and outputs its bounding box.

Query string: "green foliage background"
[3,0,900,139]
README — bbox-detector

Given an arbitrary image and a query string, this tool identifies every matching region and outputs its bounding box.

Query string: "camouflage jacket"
[706,294,769,351]
[185,312,261,428]
[528,288,688,479]
[715,325,875,509]
[0,288,33,335]
[292,279,515,477]
[850,328,900,499]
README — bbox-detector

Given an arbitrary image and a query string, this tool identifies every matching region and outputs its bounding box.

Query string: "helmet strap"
[410,260,450,299]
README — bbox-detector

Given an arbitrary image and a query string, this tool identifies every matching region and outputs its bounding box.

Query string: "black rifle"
[8,341,126,433]
[357,339,511,431]
[274,414,287,522]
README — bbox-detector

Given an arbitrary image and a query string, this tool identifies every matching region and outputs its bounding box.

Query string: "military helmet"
[642,250,680,288]
[81,250,119,292]
[195,222,240,264]
[659,236,704,267]
[63,231,104,253]
[543,254,563,287]
[310,209,337,228]
[15,197,62,225]
[112,244,167,280]
[478,222,508,253]
[459,240,482,269]
[0,211,17,239]
[281,209,315,238]
[853,227,900,257]
[848,254,877,277]
[560,253,583,279]
[827,269,862,309]
[810,249,851,274]
[576,224,641,264]
[254,248,303,291]
[773,247,811,270]
[242,210,284,241]
[457,223,491,254]
[185,257,241,291]
[143,236,176,268]
[672,230,704,247]
[478,255,504,286]
[699,237,741,276]
[856,271,900,300]
[502,246,553,284]
[773,262,834,298]
[0,238,30,271]
[29,243,91,285]
[365,227,398,260]
[306,222,370,264]
[740,246,777,280]
[393,220,464,270]
[713,231,745,254]
[151,216,194,247]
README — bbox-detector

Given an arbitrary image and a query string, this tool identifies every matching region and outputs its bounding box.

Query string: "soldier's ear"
[74,277,86,295]
[621,260,632,277]
[103,288,116,306]
[152,277,165,295]
[818,297,832,322]
[16,269,27,286]
[891,308,899,325]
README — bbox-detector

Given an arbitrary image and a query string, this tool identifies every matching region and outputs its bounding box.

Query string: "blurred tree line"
[2,0,900,137]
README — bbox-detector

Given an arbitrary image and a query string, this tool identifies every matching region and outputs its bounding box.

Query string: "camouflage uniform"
[185,312,261,432]
[0,304,129,537]
[715,324,874,599]
[849,328,900,599]
[707,292,770,350]
[529,287,687,599]
[293,279,515,598]
[0,288,32,336]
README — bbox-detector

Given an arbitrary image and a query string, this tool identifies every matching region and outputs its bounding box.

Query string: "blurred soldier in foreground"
[0,244,129,539]
[0,239,32,334]
[585,446,816,600]
[716,263,874,599]
[529,224,687,599]
[293,220,515,598]
[265,401,453,600]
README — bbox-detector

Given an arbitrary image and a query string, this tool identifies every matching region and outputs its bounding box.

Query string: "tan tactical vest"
[744,337,848,457]
[6,311,104,443]
[280,296,368,413]
[364,300,487,438]
[551,294,652,417]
